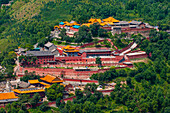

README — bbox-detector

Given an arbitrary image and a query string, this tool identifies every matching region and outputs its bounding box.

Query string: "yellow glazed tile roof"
[39,82,50,86]
[96,19,102,23]
[40,75,56,83]
[44,85,51,88]
[63,45,76,50]
[88,18,95,23]
[88,18,102,23]
[60,83,66,87]
[54,25,60,29]
[102,17,119,22]
[40,75,63,83]
[128,20,132,23]
[81,23,92,27]
[13,88,45,94]
[28,79,39,84]
[64,50,79,52]
[0,92,18,100]
[52,80,64,83]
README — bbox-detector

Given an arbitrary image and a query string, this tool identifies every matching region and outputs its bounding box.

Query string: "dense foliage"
[20,71,41,82]
[0,0,169,52]
[40,0,169,30]
[56,81,169,113]
[46,83,65,101]
[88,30,170,112]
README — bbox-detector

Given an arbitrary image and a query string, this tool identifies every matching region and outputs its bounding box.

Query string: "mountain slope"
[0,0,169,53]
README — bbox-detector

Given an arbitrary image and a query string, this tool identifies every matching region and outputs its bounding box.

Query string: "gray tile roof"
[114,21,129,25]
[26,51,54,56]
[130,20,144,25]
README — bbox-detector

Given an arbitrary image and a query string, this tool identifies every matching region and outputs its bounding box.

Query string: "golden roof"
[81,23,92,27]
[65,23,72,26]
[13,88,45,94]
[39,82,50,86]
[128,20,132,23]
[100,22,107,26]
[88,18,95,23]
[64,50,79,52]
[40,75,63,83]
[63,45,79,52]
[102,17,119,23]
[88,18,102,23]
[63,45,75,50]
[0,92,18,100]
[60,83,66,87]
[63,21,69,24]
[28,79,39,84]
[54,25,60,29]
[44,85,51,88]
[96,19,102,23]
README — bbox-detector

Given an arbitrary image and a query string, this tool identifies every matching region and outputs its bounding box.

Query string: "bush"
[39,101,48,111]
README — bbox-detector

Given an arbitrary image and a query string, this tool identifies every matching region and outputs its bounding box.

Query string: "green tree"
[59,28,67,40]
[84,83,97,92]
[29,93,41,107]
[96,57,102,67]
[75,89,83,100]
[98,28,108,37]
[56,97,61,107]
[90,23,100,37]
[0,108,6,113]
[75,25,92,44]
[126,77,133,88]
[39,101,48,111]
[46,84,65,101]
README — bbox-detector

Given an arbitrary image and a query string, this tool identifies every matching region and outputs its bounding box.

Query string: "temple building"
[44,42,59,57]
[28,79,50,88]
[13,88,45,98]
[26,51,56,65]
[88,18,102,24]
[62,45,79,56]
[102,17,119,23]
[40,75,63,85]
[0,92,18,106]
[79,49,112,58]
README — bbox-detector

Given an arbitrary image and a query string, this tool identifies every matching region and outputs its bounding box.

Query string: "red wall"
[121,28,153,33]
[20,65,131,79]
[36,55,54,65]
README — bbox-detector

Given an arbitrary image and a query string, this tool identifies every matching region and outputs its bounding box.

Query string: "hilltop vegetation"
[0,0,169,50]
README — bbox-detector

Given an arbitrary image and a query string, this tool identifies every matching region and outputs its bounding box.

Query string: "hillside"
[1,0,169,33]
[6,0,170,25]
[0,0,169,112]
